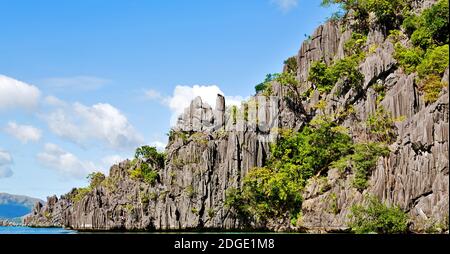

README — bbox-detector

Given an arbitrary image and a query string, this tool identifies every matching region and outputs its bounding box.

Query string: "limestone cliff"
[24,0,448,233]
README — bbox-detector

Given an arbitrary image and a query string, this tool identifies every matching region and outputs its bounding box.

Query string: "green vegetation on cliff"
[71,172,106,203]
[254,57,300,98]
[322,0,412,32]
[366,105,397,144]
[135,145,166,167]
[226,119,353,223]
[226,115,390,225]
[348,195,409,234]
[255,74,277,94]
[308,32,366,95]
[393,0,449,104]
[129,146,164,185]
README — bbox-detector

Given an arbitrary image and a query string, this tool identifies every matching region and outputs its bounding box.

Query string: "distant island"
[0,193,43,224]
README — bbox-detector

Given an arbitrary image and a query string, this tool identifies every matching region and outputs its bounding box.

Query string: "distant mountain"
[0,193,44,220]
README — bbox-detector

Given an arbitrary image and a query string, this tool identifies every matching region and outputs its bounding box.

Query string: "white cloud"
[37,143,97,179]
[44,95,67,107]
[225,95,247,107]
[0,75,41,111]
[101,155,126,167]
[4,122,42,143]
[41,76,110,91]
[45,102,144,150]
[271,0,299,12]
[144,89,163,100]
[150,141,167,151]
[0,149,13,178]
[164,85,245,125]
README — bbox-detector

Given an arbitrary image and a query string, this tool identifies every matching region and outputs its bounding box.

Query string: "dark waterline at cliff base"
[0,226,307,234]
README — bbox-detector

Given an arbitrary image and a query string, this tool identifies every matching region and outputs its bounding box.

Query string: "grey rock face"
[24,95,279,231]
[25,0,447,233]
[288,0,447,232]
[0,219,19,227]
[297,21,343,83]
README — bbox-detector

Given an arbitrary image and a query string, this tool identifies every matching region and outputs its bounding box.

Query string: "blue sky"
[0,0,337,200]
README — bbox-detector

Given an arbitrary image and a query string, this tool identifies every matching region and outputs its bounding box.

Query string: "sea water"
[0,226,75,234]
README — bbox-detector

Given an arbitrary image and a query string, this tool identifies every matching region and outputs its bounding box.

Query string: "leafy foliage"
[225,110,393,223]
[331,55,365,92]
[331,142,390,191]
[135,145,165,167]
[185,185,196,199]
[284,56,298,74]
[366,105,397,144]
[70,172,105,203]
[395,0,449,79]
[364,0,409,28]
[231,105,238,125]
[405,0,448,48]
[349,195,409,234]
[269,122,353,179]
[373,82,386,104]
[255,74,277,94]
[344,32,368,56]
[308,61,334,93]
[226,119,353,223]
[168,130,192,143]
[130,162,159,185]
[321,0,410,31]
[308,56,364,95]
[87,172,106,189]
[419,0,449,45]
[328,193,339,214]
[71,187,91,203]
[130,146,164,185]
[350,143,390,190]
[255,57,299,97]
[276,71,303,101]
[308,33,366,95]
[419,74,447,104]
[321,0,369,32]
[417,44,449,79]
[401,14,419,37]
[393,43,424,74]
[394,38,448,104]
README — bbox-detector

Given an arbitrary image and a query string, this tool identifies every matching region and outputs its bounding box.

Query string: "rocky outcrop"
[24,95,281,231]
[24,0,448,233]
[0,219,19,227]
[280,0,448,232]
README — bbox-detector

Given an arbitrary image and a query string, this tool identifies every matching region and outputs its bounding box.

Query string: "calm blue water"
[0,226,296,234]
[0,226,76,234]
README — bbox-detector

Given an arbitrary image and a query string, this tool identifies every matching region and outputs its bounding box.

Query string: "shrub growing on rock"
[366,105,397,144]
[349,195,409,234]
[350,143,390,190]
[226,119,354,224]
[88,172,105,189]
[255,73,277,94]
[322,0,409,31]
[395,0,449,78]
[419,74,447,104]
[407,0,449,48]
[130,163,159,185]
[135,145,165,167]
[417,44,449,79]
[393,43,424,74]
[284,56,298,75]
[308,56,364,95]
